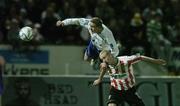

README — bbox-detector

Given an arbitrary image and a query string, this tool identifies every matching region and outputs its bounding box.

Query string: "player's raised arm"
[140,55,166,65]
[56,18,80,27]
[56,18,90,27]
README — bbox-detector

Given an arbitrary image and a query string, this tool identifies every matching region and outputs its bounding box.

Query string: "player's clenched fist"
[93,79,102,86]
[56,20,64,27]
[155,59,167,65]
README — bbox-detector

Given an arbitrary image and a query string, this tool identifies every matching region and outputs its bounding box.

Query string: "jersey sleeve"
[79,18,90,28]
[62,18,90,28]
[126,54,142,64]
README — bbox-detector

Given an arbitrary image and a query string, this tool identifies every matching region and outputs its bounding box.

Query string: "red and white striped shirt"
[108,54,142,91]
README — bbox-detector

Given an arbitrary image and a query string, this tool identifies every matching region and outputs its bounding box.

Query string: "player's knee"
[84,52,91,61]
[83,55,89,61]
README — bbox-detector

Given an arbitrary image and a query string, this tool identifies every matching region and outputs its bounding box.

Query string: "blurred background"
[0,0,180,106]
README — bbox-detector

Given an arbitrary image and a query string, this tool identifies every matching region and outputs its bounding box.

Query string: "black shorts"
[107,86,145,106]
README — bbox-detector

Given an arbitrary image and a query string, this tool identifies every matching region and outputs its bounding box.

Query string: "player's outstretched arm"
[141,55,166,65]
[56,20,65,27]
[93,63,108,86]
[56,18,80,27]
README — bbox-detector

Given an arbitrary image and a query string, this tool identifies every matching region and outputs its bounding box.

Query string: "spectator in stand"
[128,12,150,56]
[142,1,163,22]
[6,18,22,51]
[0,0,178,48]
[41,2,61,44]
[95,0,115,22]
[146,12,172,68]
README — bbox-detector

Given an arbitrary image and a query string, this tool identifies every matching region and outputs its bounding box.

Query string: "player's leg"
[84,50,91,61]
[107,87,124,106]
[124,87,145,106]
[84,41,99,61]
[84,41,100,70]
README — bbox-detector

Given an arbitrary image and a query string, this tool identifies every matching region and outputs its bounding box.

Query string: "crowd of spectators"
[0,0,180,74]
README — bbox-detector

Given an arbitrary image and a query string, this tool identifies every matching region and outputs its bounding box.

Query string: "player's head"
[99,50,115,65]
[90,17,103,34]
[15,78,31,99]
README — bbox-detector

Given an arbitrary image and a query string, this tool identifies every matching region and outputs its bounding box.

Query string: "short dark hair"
[91,17,103,28]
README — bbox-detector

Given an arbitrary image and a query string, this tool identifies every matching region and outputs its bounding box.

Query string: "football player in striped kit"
[56,17,119,70]
[93,50,166,106]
